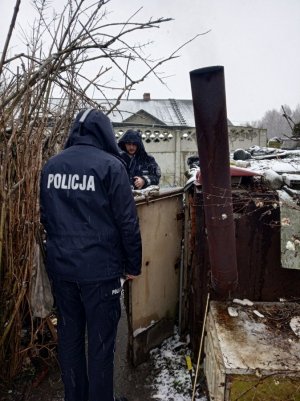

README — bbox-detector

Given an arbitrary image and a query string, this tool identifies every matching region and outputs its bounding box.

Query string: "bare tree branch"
[0,0,21,76]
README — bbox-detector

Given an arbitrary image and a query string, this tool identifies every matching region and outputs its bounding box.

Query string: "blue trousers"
[50,277,121,401]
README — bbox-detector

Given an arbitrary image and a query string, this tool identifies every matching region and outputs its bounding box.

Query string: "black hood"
[118,129,147,156]
[64,108,121,158]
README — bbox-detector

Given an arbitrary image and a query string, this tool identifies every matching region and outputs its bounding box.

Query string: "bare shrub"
[0,0,203,382]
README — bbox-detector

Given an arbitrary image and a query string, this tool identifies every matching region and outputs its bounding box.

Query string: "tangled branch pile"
[0,0,183,382]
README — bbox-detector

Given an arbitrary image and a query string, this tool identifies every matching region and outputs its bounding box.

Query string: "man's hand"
[133,176,145,189]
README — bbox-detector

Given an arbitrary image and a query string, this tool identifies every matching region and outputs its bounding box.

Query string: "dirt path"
[2,300,154,401]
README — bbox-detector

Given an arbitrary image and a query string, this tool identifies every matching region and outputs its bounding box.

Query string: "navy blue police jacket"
[118,130,161,189]
[40,109,142,282]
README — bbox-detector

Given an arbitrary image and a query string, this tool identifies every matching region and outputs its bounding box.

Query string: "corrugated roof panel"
[49,98,230,127]
[106,99,195,127]
[175,100,196,127]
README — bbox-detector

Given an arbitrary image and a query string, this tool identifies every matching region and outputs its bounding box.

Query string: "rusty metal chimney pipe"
[190,66,238,296]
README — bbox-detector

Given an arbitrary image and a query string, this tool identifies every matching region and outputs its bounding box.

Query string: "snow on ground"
[150,329,208,401]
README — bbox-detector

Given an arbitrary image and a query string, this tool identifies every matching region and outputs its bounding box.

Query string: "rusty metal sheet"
[185,188,300,356]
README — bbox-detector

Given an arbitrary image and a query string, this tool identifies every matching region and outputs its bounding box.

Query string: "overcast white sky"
[1,0,300,124]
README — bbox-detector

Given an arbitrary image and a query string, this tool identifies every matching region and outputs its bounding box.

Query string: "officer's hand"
[133,176,145,189]
[126,274,138,280]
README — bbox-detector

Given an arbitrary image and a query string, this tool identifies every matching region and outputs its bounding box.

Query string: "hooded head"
[118,129,146,156]
[64,108,120,158]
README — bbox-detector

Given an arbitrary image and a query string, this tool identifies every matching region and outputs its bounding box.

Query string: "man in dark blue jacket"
[118,130,161,189]
[40,109,142,401]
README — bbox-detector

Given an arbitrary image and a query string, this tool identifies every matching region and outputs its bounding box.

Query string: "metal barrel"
[190,66,238,296]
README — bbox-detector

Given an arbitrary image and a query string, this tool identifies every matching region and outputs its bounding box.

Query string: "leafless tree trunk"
[251,104,300,139]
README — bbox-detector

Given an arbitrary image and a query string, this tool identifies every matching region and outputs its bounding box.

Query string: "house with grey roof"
[50,93,267,186]
[103,93,267,187]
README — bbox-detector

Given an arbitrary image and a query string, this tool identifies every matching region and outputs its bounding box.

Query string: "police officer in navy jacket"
[118,130,161,189]
[40,109,141,401]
